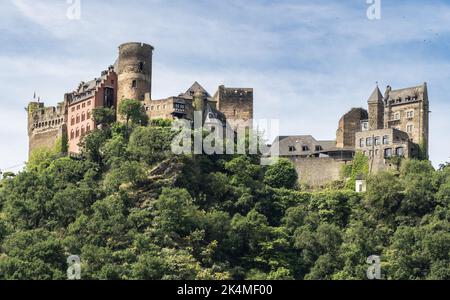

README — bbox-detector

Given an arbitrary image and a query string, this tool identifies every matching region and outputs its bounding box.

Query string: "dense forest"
[0,101,449,280]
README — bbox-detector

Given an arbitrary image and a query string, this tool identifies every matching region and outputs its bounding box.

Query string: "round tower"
[117,42,154,107]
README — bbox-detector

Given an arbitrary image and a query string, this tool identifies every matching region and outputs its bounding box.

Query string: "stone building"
[271,83,430,187]
[27,42,253,156]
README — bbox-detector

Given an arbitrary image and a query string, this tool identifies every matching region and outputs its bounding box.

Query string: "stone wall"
[289,157,346,187]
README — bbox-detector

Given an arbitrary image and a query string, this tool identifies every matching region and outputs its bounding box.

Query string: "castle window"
[77,105,80,110]
[384,148,393,158]
[394,112,401,120]
[360,138,365,147]
[87,124,91,132]
[374,136,380,146]
[76,128,80,138]
[366,137,373,146]
[383,135,389,145]
[132,80,137,88]
[81,112,86,122]
[407,124,414,133]
[70,130,75,140]
[396,147,404,157]
[139,62,144,71]
[302,146,310,152]
[81,126,85,136]
[406,110,414,119]
[361,122,369,131]
[82,103,85,108]
[315,145,323,152]
[71,107,75,112]
[71,116,75,125]
[288,146,296,152]
[87,100,91,106]
[87,111,91,120]
[76,114,80,123]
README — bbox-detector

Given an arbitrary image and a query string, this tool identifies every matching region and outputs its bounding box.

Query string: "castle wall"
[289,157,346,187]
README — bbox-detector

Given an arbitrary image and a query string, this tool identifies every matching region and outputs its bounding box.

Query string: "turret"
[117,42,154,108]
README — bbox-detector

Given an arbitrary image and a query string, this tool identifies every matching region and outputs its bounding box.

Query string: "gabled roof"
[182,81,211,98]
[368,86,383,103]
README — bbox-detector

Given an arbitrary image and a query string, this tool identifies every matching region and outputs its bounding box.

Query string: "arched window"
[76,114,80,123]
[76,128,80,138]
[81,125,85,136]
[87,110,91,120]
[81,112,86,122]
[71,116,75,125]
[87,123,91,133]
[70,130,75,140]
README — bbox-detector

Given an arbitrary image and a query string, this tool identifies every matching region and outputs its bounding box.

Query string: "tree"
[264,158,298,189]
[92,107,116,125]
[0,229,66,280]
[118,99,148,126]
[365,172,403,221]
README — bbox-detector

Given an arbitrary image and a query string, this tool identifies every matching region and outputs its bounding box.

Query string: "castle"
[271,83,429,186]
[27,42,429,187]
[27,42,253,155]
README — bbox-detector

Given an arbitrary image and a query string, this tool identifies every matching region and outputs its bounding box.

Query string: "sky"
[0,0,449,173]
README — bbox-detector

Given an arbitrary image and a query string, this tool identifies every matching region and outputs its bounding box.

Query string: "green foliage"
[92,107,116,125]
[118,99,148,126]
[342,152,369,189]
[1,121,448,280]
[264,158,298,189]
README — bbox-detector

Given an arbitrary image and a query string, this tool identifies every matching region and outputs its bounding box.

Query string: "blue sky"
[1,0,450,172]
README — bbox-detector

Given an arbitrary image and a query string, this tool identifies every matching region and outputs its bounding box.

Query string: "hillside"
[0,114,449,280]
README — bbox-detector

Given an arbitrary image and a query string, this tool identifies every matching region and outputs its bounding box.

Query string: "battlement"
[27,101,66,135]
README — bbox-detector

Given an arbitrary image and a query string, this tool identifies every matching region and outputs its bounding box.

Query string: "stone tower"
[213,85,253,130]
[117,42,154,107]
[367,86,384,130]
[336,108,368,148]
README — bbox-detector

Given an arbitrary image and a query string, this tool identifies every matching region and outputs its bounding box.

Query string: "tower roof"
[367,86,383,103]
